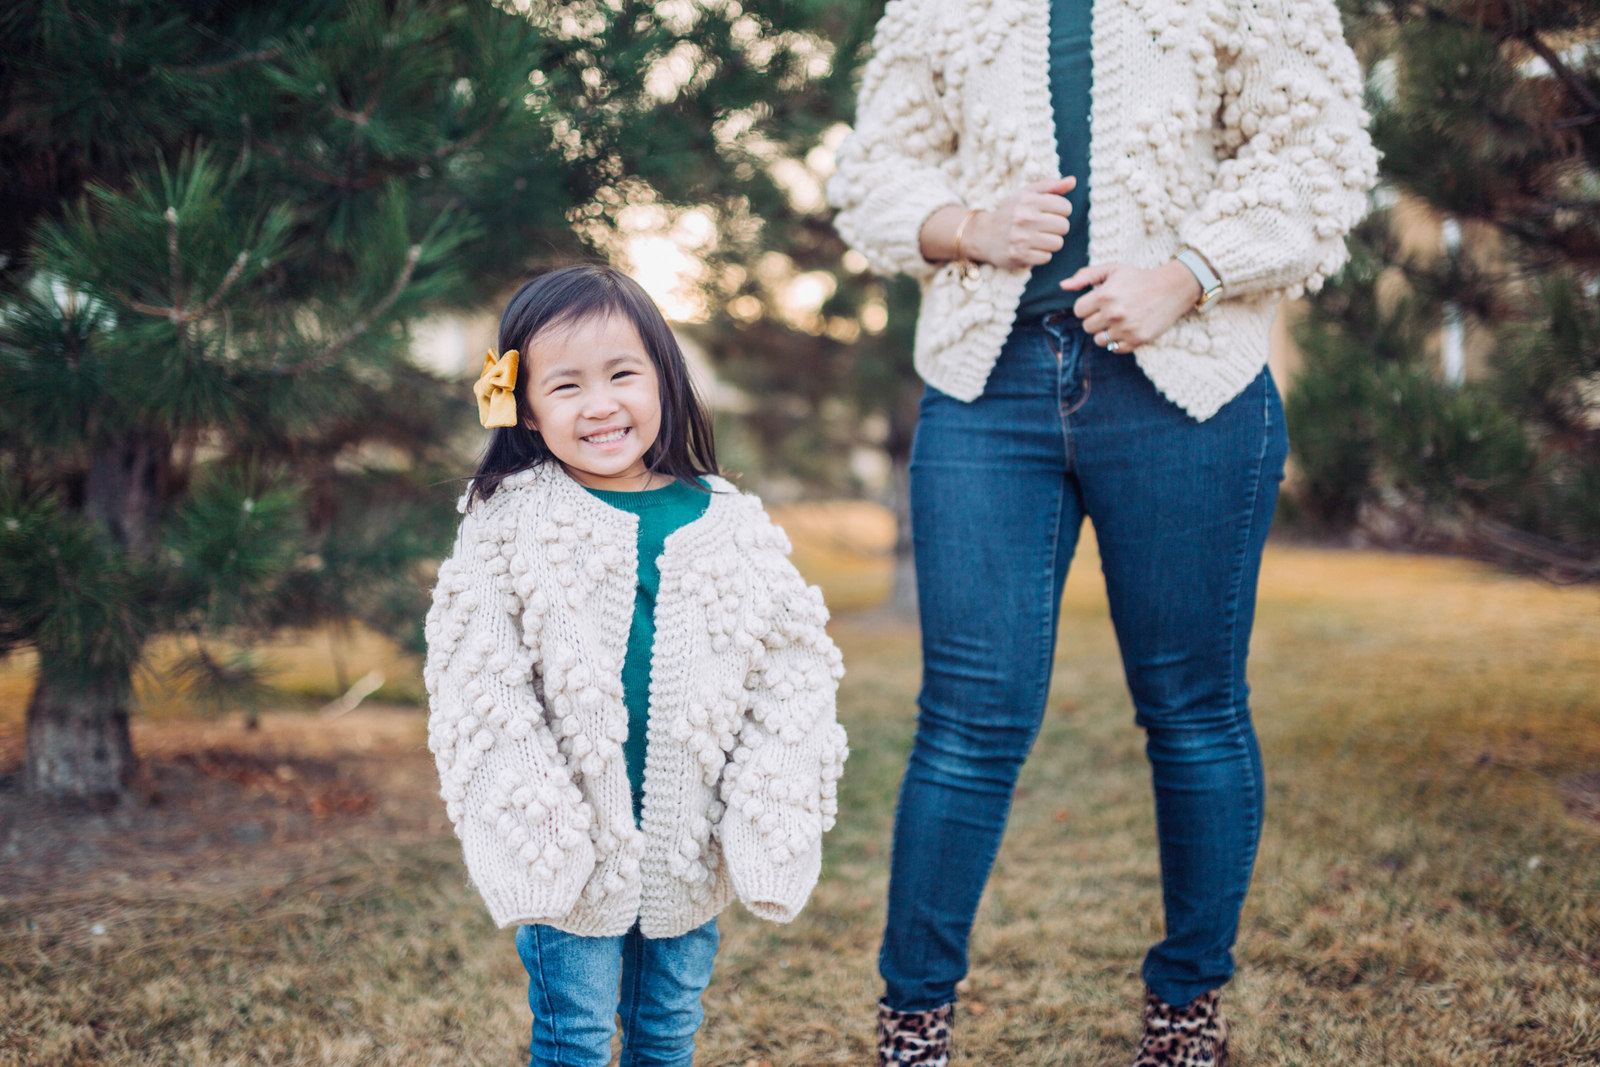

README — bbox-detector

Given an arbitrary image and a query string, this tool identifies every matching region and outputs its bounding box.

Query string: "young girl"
[424,265,848,1067]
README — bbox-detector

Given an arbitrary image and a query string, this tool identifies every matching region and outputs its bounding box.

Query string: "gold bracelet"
[952,208,982,283]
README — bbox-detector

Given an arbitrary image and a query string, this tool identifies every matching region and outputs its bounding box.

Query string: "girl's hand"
[1062,260,1203,353]
[919,177,1077,270]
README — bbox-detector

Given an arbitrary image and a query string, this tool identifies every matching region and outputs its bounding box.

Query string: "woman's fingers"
[1029,175,1077,197]
[1029,230,1066,254]
[1026,210,1072,236]
[1078,308,1113,337]
[967,175,1080,269]
[1067,260,1199,350]
[1024,196,1073,226]
[1012,244,1054,268]
[1061,263,1113,292]
[997,224,1063,268]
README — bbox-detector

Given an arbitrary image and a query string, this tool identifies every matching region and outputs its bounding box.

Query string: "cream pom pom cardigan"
[827,0,1379,420]
[423,463,848,938]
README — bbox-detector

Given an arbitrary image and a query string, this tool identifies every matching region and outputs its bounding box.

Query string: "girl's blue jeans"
[515,918,719,1067]
[881,314,1288,1011]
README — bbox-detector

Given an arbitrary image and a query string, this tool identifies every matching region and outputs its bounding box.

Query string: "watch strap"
[1175,247,1223,307]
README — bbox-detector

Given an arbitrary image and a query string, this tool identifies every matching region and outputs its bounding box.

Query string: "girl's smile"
[521,314,667,491]
[582,426,631,447]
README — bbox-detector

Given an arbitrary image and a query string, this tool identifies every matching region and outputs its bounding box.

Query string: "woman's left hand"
[1061,260,1202,353]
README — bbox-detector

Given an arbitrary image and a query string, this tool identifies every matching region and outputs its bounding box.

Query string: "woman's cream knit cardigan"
[827,0,1379,420]
[424,464,848,938]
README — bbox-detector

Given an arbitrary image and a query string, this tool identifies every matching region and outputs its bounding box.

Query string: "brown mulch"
[0,706,450,902]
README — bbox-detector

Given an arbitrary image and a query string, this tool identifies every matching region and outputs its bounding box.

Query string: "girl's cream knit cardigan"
[827,0,1379,420]
[424,464,848,938]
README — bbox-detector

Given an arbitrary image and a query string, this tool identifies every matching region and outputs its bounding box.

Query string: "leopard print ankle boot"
[876,999,954,1067]
[1132,988,1230,1067]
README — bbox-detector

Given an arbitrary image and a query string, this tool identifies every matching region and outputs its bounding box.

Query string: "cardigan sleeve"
[826,0,964,281]
[717,537,848,923]
[423,508,596,927]
[1178,0,1379,301]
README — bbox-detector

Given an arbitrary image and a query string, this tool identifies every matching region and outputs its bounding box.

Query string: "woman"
[826,0,1376,1063]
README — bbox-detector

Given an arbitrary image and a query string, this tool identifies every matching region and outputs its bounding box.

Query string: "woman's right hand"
[919,176,1077,270]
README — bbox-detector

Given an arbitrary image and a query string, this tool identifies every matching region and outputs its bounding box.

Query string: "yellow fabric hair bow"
[473,348,520,428]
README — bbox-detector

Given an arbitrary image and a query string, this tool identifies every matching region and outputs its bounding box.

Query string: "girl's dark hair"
[468,265,718,504]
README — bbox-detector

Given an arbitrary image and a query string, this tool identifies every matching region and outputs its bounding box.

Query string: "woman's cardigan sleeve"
[1178,0,1379,300]
[717,529,849,923]
[826,0,963,282]
[423,504,597,927]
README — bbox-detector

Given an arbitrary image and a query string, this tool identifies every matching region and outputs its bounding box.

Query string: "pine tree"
[1288,0,1599,576]
[0,0,869,804]
[680,0,929,613]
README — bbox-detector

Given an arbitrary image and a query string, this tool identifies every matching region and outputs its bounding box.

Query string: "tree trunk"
[887,451,918,618]
[883,382,921,621]
[23,428,167,805]
[25,664,136,806]
[84,428,169,559]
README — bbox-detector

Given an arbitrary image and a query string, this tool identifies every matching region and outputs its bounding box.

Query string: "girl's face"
[521,313,666,491]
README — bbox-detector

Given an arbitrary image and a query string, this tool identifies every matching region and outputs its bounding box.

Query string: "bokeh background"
[1,1,1596,1064]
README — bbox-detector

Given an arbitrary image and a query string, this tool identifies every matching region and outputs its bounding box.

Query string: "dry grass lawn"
[1,511,1597,1066]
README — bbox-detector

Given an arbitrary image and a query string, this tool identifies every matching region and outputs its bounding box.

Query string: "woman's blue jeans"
[515,919,719,1067]
[881,315,1288,1011]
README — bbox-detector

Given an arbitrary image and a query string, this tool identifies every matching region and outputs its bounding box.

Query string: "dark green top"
[1014,0,1093,321]
[582,479,711,822]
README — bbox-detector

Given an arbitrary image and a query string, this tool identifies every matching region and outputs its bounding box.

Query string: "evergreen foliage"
[0,0,868,802]
[620,0,918,502]
[1288,0,1600,577]
[679,0,926,613]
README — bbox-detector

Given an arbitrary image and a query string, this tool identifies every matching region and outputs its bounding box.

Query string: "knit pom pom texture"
[424,465,848,938]
[827,0,1379,419]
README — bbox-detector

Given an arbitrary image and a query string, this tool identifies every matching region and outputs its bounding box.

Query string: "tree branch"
[268,245,422,373]
[323,245,421,356]
[1521,32,1600,118]
[433,123,492,160]
[260,142,388,191]
[193,251,252,322]
[116,249,253,325]
[1470,517,1600,583]
[1412,2,1600,120]
[122,298,177,319]
[165,207,184,322]
[1531,198,1600,214]
[185,48,284,77]
[329,100,377,127]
